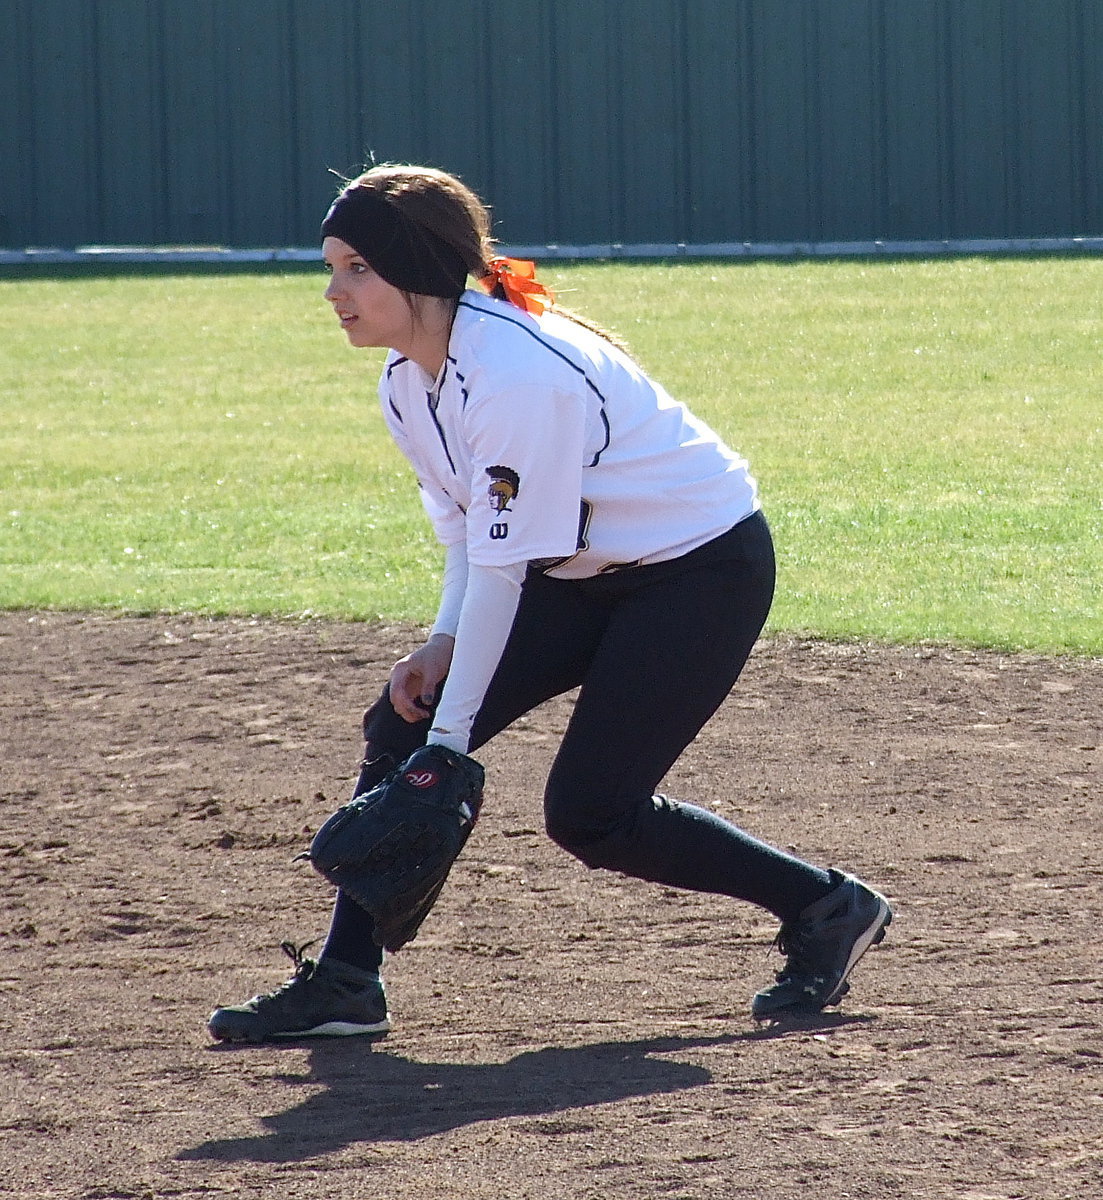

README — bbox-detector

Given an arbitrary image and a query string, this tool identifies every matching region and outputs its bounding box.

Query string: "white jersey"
[379,291,758,580]
[376,289,760,753]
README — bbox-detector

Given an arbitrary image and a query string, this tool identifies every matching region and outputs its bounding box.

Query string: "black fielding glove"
[308,744,485,951]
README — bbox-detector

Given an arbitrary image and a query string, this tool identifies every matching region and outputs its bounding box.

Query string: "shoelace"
[770,920,825,982]
[261,939,321,995]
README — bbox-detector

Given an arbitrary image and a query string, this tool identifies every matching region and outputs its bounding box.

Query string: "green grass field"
[1,257,1099,654]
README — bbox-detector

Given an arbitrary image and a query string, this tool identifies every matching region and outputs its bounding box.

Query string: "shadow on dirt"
[178,1033,740,1160]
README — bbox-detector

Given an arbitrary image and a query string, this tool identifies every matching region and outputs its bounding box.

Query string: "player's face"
[322,236,415,351]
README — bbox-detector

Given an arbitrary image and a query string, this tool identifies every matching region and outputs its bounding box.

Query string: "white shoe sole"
[824,894,892,1005]
[269,1016,392,1038]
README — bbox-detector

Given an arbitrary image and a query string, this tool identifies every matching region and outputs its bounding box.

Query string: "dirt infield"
[2,611,1100,1199]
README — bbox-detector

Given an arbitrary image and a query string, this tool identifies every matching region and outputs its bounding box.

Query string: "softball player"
[208,165,892,1042]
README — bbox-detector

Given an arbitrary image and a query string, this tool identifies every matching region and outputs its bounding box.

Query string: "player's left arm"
[424,384,588,752]
[426,559,526,752]
[462,383,588,564]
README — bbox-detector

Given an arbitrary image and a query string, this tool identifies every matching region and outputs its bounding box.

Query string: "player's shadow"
[177,1033,731,1162]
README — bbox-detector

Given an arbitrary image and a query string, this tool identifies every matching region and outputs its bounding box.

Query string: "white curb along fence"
[3,237,1103,266]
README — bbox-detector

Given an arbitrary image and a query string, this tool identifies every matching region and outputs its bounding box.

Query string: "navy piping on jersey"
[449,359,472,410]
[385,357,408,423]
[456,296,612,466]
[385,353,457,473]
[426,384,457,474]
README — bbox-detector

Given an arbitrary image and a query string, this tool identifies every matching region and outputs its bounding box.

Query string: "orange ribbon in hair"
[479,256,554,315]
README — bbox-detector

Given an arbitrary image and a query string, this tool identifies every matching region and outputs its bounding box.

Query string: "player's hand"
[388,634,454,723]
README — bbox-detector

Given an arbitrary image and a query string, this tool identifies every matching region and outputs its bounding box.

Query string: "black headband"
[320,187,469,298]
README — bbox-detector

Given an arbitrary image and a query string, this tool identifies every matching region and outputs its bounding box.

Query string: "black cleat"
[752,871,892,1020]
[207,941,391,1043]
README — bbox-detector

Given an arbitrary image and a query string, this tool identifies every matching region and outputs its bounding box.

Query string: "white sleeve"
[419,483,466,549]
[462,384,589,566]
[430,539,469,638]
[427,560,527,753]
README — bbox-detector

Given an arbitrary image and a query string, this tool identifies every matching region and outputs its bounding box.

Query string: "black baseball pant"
[321,510,834,970]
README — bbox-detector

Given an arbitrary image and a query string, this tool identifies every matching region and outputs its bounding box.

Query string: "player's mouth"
[337,310,358,328]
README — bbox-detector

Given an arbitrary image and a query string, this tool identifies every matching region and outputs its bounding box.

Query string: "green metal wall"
[2,0,1101,249]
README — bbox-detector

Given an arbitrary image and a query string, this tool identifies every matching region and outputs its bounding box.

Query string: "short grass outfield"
[1,256,1099,655]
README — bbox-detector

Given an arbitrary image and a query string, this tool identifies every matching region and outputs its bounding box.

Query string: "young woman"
[208,165,891,1042]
